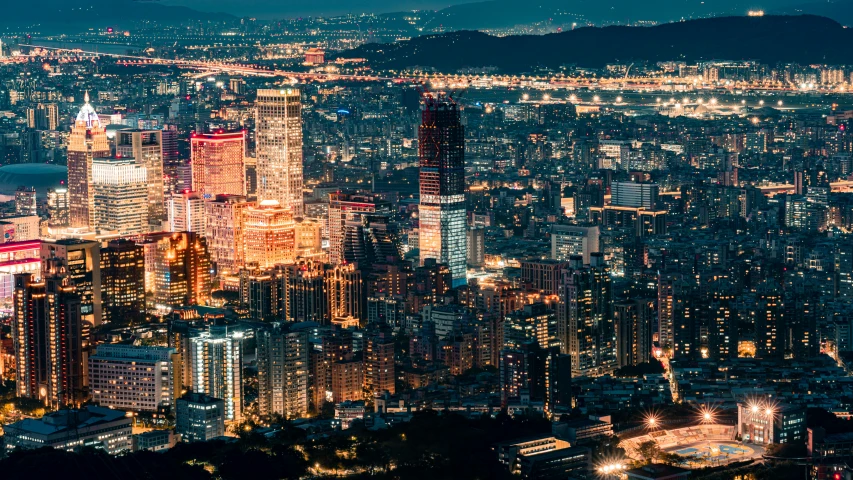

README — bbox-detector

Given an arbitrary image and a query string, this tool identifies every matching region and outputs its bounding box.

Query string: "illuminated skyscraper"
[328,192,392,265]
[116,130,165,230]
[41,239,102,326]
[167,191,205,233]
[257,322,310,419]
[326,263,364,327]
[283,260,327,322]
[418,97,467,287]
[92,157,149,235]
[15,186,36,217]
[100,239,145,325]
[188,326,243,422]
[12,268,84,407]
[68,93,109,229]
[190,131,246,198]
[142,232,211,308]
[558,254,614,376]
[243,200,296,269]
[47,187,69,227]
[27,103,58,130]
[205,194,254,275]
[256,89,303,216]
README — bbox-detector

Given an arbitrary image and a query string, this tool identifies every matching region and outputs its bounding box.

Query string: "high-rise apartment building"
[167,190,206,233]
[116,130,165,229]
[89,344,180,412]
[12,269,84,407]
[328,192,392,264]
[282,260,327,322]
[256,88,303,216]
[418,97,467,287]
[100,239,145,324]
[558,254,614,375]
[145,232,211,308]
[205,194,254,275]
[190,131,246,198]
[257,323,310,419]
[68,93,110,229]
[326,263,364,326]
[92,156,149,235]
[47,187,69,227]
[614,300,653,367]
[188,326,243,422]
[27,103,58,130]
[41,239,102,325]
[467,227,485,267]
[243,200,296,269]
[15,186,36,216]
[365,328,396,397]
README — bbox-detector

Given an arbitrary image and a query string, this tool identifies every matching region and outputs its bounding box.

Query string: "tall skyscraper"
[91,156,149,235]
[116,130,165,229]
[256,88,303,216]
[189,326,243,422]
[161,124,182,191]
[257,323,310,419]
[205,194,254,275]
[190,131,246,198]
[418,97,467,287]
[12,268,84,407]
[68,93,110,229]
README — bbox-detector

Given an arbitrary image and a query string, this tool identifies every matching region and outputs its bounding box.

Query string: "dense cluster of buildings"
[3,31,853,480]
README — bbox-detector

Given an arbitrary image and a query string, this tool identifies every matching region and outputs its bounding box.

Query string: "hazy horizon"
[158,0,479,18]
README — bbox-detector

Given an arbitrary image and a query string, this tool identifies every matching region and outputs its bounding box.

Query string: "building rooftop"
[625,464,691,480]
[8,406,128,436]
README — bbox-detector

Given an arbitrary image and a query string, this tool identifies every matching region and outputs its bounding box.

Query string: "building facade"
[418,98,467,288]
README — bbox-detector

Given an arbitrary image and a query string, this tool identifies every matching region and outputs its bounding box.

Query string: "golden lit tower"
[67,92,109,229]
[256,89,303,216]
[243,200,296,269]
[190,131,246,198]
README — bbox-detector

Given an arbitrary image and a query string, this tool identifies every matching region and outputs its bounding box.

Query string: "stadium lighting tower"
[699,405,716,424]
[597,462,626,478]
[646,413,660,429]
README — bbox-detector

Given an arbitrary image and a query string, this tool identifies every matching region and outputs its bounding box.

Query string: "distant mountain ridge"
[1,0,234,32]
[339,15,853,72]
